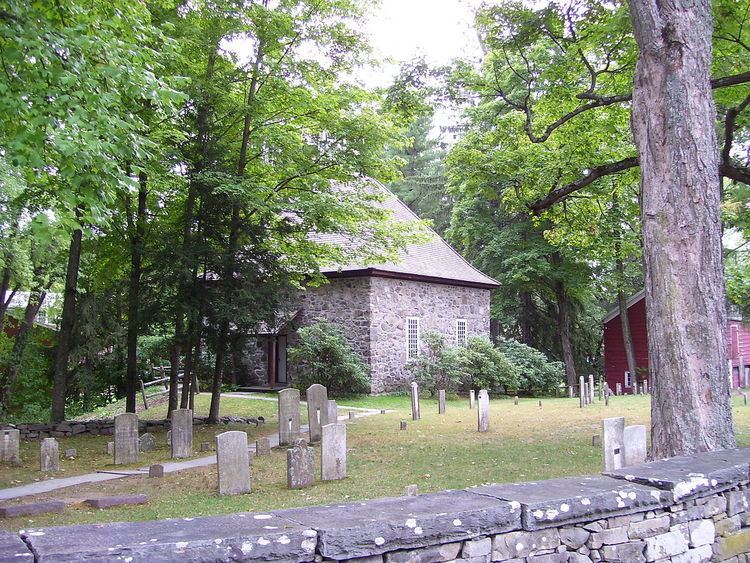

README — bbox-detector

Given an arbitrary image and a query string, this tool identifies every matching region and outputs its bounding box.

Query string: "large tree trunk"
[51,227,83,423]
[630,0,735,456]
[125,173,147,413]
[0,266,15,329]
[518,291,534,345]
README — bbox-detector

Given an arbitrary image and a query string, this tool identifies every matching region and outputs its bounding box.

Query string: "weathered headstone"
[200,442,211,452]
[256,437,271,456]
[410,381,421,421]
[404,484,418,496]
[139,433,156,452]
[215,431,250,495]
[327,400,338,423]
[287,443,315,489]
[348,411,355,421]
[602,416,625,471]
[643,380,649,394]
[40,438,59,472]
[469,389,476,409]
[588,374,595,404]
[438,390,446,414]
[166,430,171,447]
[321,423,346,481]
[380,409,386,414]
[114,413,139,465]
[400,420,407,431]
[171,408,193,459]
[278,388,301,446]
[515,396,520,406]
[616,382,622,396]
[568,386,574,399]
[477,390,490,432]
[537,400,541,408]
[623,424,648,467]
[149,464,164,478]
[592,434,601,447]
[579,376,585,408]
[744,393,748,406]
[106,441,114,456]
[0,429,20,463]
[65,448,76,458]
[306,384,329,442]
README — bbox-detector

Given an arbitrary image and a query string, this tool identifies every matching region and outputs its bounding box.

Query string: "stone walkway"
[0,395,386,501]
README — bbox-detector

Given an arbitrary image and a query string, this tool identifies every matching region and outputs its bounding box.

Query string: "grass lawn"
[1,392,749,531]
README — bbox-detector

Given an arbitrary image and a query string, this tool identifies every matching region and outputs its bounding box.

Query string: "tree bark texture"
[629,0,735,456]
[617,289,638,378]
[553,279,577,386]
[51,227,83,423]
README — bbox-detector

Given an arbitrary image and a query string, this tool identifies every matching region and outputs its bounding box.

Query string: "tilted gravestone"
[410,382,421,421]
[278,388,301,446]
[287,441,315,489]
[256,437,271,456]
[602,416,625,471]
[321,423,347,481]
[114,413,139,465]
[469,389,475,409]
[215,431,250,496]
[327,400,338,424]
[306,384,329,442]
[171,409,193,459]
[40,438,59,472]
[0,429,20,463]
[139,433,156,452]
[438,390,446,414]
[623,424,648,466]
[477,390,490,432]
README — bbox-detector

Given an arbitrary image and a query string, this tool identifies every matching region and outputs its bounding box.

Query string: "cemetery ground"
[1,393,750,532]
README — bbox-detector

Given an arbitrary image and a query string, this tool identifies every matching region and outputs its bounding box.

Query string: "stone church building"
[243,187,499,393]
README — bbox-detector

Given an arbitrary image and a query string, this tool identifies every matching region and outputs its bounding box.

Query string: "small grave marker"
[149,464,164,478]
[256,437,271,456]
[306,384,329,442]
[327,399,338,423]
[477,390,490,432]
[404,484,418,496]
[469,389,475,409]
[321,423,346,481]
[287,442,314,489]
[139,433,156,452]
[579,376,585,408]
[623,424,648,466]
[65,448,76,458]
[1,428,20,463]
[40,438,59,472]
[602,416,625,471]
[171,409,193,459]
[114,413,139,465]
[278,388,301,446]
[348,411,355,420]
[200,442,211,452]
[400,420,407,431]
[410,382,420,420]
[438,389,446,414]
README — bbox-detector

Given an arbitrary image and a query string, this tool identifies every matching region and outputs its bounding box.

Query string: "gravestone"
[404,484,418,496]
[327,400,338,423]
[106,442,114,456]
[40,438,59,472]
[65,448,76,458]
[469,389,476,409]
[114,413,139,465]
[200,442,211,452]
[579,376,585,408]
[166,430,171,447]
[348,411,355,420]
[438,390,446,414]
[400,420,407,430]
[306,384,329,442]
[588,374,595,404]
[602,416,625,471]
[321,423,346,481]
[592,434,601,447]
[139,433,156,452]
[171,408,193,459]
[0,429,20,463]
[215,431,250,495]
[149,464,164,478]
[568,386,574,399]
[278,388,301,446]
[287,442,315,489]
[623,424,648,466]
[256,437,271,456]
[515,396,520,406]
[477,389,490,432]
[380,409,386,414]
[744,393,748,406]
[537,400,541,407]
[643,380,649,394]
[616,382,622,395]
[410,382,421,420]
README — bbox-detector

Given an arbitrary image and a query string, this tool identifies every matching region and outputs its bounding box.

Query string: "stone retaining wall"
[0,415,259,441]
[3,448,750,561]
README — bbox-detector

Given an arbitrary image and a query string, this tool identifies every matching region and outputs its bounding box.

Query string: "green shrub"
[288,322,370,397]
[455,336,520,392]
[497,337,564,393]
[405,331,463,396]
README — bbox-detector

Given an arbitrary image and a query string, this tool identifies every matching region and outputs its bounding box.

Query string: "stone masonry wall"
[368,277,492,392]
[7,448,750,561]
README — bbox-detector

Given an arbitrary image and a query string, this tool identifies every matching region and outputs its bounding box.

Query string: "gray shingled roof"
[320,182,499,289]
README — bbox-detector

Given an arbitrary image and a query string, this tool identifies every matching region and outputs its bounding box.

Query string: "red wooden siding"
[604,295,750,392]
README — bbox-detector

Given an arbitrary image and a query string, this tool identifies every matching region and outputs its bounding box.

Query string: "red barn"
[603,291,750,393]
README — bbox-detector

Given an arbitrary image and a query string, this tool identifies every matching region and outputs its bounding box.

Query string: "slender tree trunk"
[180,315,195,409]
[1,289,45,404]
[617,288,638,378]
[555,281,577,386]
[518,291,534,345]
[630,0,734,456]
[0,266,11,329]
[125,173,148,413]
[51,227,83,423]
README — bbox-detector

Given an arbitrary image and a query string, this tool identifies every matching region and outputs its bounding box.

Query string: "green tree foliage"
[288,322,370,397]
[457,336,520,392]
[405,331,464,395]
[497,337,564,394]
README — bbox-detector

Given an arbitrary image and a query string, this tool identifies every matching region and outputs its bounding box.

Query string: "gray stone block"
[216,430,250,495]
[602,417,625,471]
[170,409,193,459]
[623,425,647,467]
[727,490,750,516]
[589,526,628,547]
[384,541,461,562]
[469,475,670,530]
[307,384,329,442]
[0,529,32,560]
[461,537,490,558]
[22,511,317,561]
[605,448,750,501]
[688,518,715,547]
[0,501,65,518]
[277,490,520,559]
[83,494,148,509]
[670,544,712,563]
[491,528,560,560]
[288,444,315,489]
[64,448,76,458]
[643,529,688,561]
[279,388,301,446]
[139,432,156,452]
[327,399,338,423]
[114,413,139,465]
[715,515,741,537]
[628,515,670,539]
[321,423,346,481]
[256,437,271,456]
[599,541,646,562]
[0,428,20,463]
[560,526,589,549]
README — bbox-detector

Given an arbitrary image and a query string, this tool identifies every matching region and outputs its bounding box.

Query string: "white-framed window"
[456,319,467,346]
[407,317,420,359]
[624,371,633,388]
